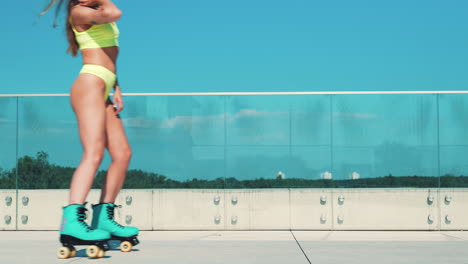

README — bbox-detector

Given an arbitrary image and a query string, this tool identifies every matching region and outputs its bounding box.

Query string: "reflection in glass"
[439,94,468,187]
[291,95,331,146]
[226,146,289,179]
[122,96,225,188]
[332,94,439,187]
[291,146,332,180]
[226,95,291,146]
[0,97,17,189]
[17,97,82,189]
[11,93,468,189]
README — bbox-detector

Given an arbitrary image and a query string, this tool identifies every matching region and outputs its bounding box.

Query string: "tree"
[1,151,467,190]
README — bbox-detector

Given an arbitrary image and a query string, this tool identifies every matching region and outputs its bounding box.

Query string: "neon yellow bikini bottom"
[80,64,116,101]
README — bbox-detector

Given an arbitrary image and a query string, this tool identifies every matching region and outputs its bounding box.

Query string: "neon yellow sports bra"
[71,19,120,50]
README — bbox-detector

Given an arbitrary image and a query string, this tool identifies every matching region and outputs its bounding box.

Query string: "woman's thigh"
[104,102,131,159]
[70,74,107,153]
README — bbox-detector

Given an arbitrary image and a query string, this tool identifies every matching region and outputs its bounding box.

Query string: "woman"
[40,0,139,259]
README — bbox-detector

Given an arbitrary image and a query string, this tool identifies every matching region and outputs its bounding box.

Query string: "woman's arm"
[71,0,122,25]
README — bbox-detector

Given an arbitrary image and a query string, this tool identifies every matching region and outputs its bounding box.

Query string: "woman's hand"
[113,86,124,114]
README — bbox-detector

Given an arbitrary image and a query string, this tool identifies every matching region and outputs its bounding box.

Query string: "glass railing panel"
[291,94,331,146]
[11,92,467,189]
[226,95,291,146]
[289,94,332,186]
[225,146,291,188]
[17,97,81,189]
[331,94,439,187]
[439,94,468,187]
[224,94,332,188]
[290,146,332,186]
[122,96,226,188]
[0,97,18,189]
[225,95,294,188]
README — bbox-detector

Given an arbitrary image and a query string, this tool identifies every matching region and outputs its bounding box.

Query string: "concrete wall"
[1,189,467,231]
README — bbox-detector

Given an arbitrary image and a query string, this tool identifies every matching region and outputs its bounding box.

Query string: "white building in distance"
[321,171,332,180]
[349,172,360,180]
[276,171,286,179]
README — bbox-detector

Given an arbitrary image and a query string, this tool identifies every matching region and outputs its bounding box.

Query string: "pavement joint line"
[320,231,333,241]
[440,232,466,241]
[290,231,312,264]
[197,232,223,241]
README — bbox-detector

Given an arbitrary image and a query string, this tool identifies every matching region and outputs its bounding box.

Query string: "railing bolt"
[214,215,221,224]
[428,214,434,224]
[446,215,452,223]
[22,196,29,206]
[5,196,12,206]
[126,196,133,205]
[320,214,327,223]
[320,195,327,204]
[338,195,345,204]
[337,214,344,223]
[4,215,11,225]
[427,195,434,204]
[125,215,132,224]
[21,215,28,225]
[445,195,452,203]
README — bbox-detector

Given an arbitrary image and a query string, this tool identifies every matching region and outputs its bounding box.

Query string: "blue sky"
[0,0,467,94]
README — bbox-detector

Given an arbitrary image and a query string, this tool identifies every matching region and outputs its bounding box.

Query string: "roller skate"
[92,203,140,252]
[57,204,111,259]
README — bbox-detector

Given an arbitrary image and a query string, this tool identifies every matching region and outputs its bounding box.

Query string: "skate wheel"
[120,241,133,252]
[57,247,71,259]
[98,249,105,258]
[70,248,77,258]
[86,245,100,258]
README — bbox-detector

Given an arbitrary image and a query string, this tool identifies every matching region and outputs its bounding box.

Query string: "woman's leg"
[99,101,132,203]
[68,74,107,205]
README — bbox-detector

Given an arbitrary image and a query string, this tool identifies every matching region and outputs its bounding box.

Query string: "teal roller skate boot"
[57,203,110,259]
[91,203,140,252]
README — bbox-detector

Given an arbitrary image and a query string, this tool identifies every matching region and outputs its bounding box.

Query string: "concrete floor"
[1,231,468,264]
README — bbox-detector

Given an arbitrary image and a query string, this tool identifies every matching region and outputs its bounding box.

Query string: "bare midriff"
[81,47,119,73]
